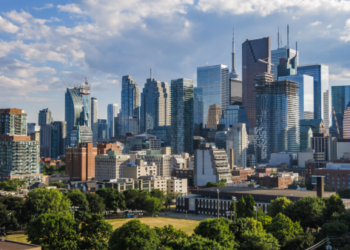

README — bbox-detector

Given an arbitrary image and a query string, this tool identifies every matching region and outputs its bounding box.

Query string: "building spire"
[150,68,152,79]
[230,28,239,80]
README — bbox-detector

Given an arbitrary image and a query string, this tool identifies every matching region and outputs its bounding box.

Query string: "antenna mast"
[150,68,152,79]
[278,27,280,49]
[287,24,289,48]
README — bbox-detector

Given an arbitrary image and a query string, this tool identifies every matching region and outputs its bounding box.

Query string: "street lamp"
[217,189,220,219]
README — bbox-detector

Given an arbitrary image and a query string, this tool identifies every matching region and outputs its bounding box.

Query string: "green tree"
[150,189,165,202]
[49,182,66,188]
[266,213,303,247]
[144,197,163,216]
[283,234,315,250]
[79,213,113,250]
[246,217,264,232]
[230,218,262,244]
[245,194,256,218]
[236,197,246,218]
[66,189,90,221]
[230,198,237,220]
[26,213,79,250]
[202,181,226,188]
[86,193,105,214]
[338,188,350,198]
[0,196,25,226]
[123,189,141,210]
[257,209,272,229]
[154,225,187,246]
[0,179,27,191]
[96,188,125,214]
[318,220,349,239]
[268,197,293,217]
[0,203,20,231]
[108,220,160,250]
[323,194,346,222]
[240,231,280,250]
[183,234,231,250]
[164,193,173,210]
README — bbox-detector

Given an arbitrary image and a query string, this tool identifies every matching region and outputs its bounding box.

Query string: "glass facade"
[147,126,171,147]
[52,121,66,156]
[242,37,271,133]
[298,64,330,129]
[171,78,194,154]
[194,87,204,126]
[215,131,227,150]
[197,65,229,126]
[38,108,53,126]
[226,123,248,167]
[107,103,119,138]
[279,75,314,120]
[344,104,350,139]
[70,126,93,147]
[271,47,298,81]
[331,85,350,137]
[91,97,98,146]
[97,119,108,140]
[219,104,249,130]
[0,111,27,136]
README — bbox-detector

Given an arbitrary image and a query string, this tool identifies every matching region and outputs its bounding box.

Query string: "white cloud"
[327,24,332,28]
[0,16,19,33]
[310,21,322,26]
[57,4,87,14]
[340,19,350,42]
[0,75,48,95]
[33,4,54,11]
[330,69,350,80]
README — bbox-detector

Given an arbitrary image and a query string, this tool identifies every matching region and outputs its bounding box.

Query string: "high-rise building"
[140,76,171,133]
[107,103,119,138]
[311,133,337,161]
[38,108,53,126]
[91,97,98,146]
[70,126,93,147]
[147,126,171,147]
[0,109,27,135]
[304,112,314,119]
[331,86,350,137]
[298,64,330,129]
[171,78,194,154]
[52,121,67,156]
[300,127,312,151]
[206,104,222,130]
[230,29,242,105]
[271,47,298,81]
[121,75,139,135]
[277,57,297,77]
[65,82,91,146]
[27,123,40,142]
[219,104,249,130]
[97,119,108,140]
[279,75,314,120]
[194,87,204,126]
[242,37,271,133]
[215,131,228,150]
[40,124,58,158]
[226,123,248,167]
[197,65,230,126]
[343,102,350,139]
[255,74,300,162]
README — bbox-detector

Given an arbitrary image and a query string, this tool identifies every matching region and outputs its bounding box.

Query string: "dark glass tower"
[331,85,350,137]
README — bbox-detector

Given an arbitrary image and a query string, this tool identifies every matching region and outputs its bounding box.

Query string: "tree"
[144,197,163,216]
[183,234,231,250]
[86,193,105,214]
[245,194,256,218]
[323,194,346,222]
[284,234,315,250]
[266,213,303,248]
[0,196,25,226]
[164,193,173,210]
[108,220,160,250]
[0,203,20,231]
[318,220,349,239]
[230,218,262,244]
[150,189,165,202]
[66,189,90,221]
[96,188,125,213]
[230,198,237,220]
[245,217,264,232]
[236,197,246,218]
[257,209,272,229]
[26,213,79,250]
[124,189,141,210]
[0,179,27,191]
[154,225,187,246]
[240,231,280,250]
[50,182,67,188]
[338,188,350,198]
[79,213,113,250]
[202,181,226,188]
[268,197,293,217]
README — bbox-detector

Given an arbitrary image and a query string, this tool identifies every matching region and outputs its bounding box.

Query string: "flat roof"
[0,240,41,249]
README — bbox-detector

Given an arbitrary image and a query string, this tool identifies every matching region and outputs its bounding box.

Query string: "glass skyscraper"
[194,87,204,126]
[121,75,139,135]
[219,104,249,130]
[331,85,350,137]
[279,75,314,120]
[140,77,171,133]
[197,65,229,126]
[298,64,330,129]
[107,103,119,138]
[38,108,53,126]
[242,37,271,133]
[91,97,98,146]
[97,119,108,140]
[271,47,298,81]
[171,78,194,154]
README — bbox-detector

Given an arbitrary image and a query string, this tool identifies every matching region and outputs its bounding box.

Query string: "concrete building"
[172,155,187,169]
[121,75,139,135]
[298,150,314,168]
[344,103,350,139]
[269,153,294,168]
[122,161,157,179]
[137,150,172,177]
[38,108,53,126]
[337,139,350,159]
[230,29,242,105]
[173,168,194,186]
[147,126,171,147]
[66,142,97,181]
[305,161,329,184]
[247,173,292,189]
[311,133,337,161]
[0,108,27,135]
[167,177,187,194]
[194,143,232,186]
[27,123,40,142]
[91,97,98,146]
[206,104,222,130]
[226,123,248,167]
[95,150,130,181]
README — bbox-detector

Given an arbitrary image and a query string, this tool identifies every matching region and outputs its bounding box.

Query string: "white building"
[122,160,157,179]
[226,123,248,167]
[269,153,294,168]
[95,150,130,181]
[167,177,187,194]
[337,140,350,159]
[297,150,314,168]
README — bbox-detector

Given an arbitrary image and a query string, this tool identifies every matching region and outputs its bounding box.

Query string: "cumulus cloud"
[57,4,87,14]
[0,16,19,33]
[330,69,350,80]
[340,19,350,42]
[310,21,322,26]
[33,4,54,11]
[327,24,332,28]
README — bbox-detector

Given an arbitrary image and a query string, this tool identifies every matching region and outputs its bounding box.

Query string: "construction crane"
[61,74,68,88]
[332,107,341,139]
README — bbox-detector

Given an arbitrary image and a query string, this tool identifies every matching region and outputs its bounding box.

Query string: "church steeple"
[230,28,239,80]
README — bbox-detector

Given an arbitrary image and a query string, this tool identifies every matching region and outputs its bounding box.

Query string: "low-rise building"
[167,177,187,194]
[231,167,255,181]
[247,173,292,189]
[305,161,328,184]
[313,163,350,191]
[298,150,314,168]
[95,150,130,181]
[172,155,187,168]
[269,153,294,168]
[137,150,172,177]
[173,168,194,186]
[122,160,157,179]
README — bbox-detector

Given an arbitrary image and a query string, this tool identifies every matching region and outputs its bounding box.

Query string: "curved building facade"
[65,88,84,147]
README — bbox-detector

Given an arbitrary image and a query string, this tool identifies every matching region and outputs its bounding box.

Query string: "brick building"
[231,167,255,181]
[96,143,123,155]
[247,173,292,189]
[305,160,328,184]
[256,167,279,175]
[313,163,350,191]
[66,142,97,181]
[173,168,194,186]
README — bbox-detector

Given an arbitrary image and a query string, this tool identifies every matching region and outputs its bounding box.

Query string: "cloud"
[57,4,87,14]
[327,25,332,28]
[330,69,350,80]
[0,75,48,95]
[33,4,54,11]
[340,19,350,42]
[310,21,322,26]
[0,16,19,33]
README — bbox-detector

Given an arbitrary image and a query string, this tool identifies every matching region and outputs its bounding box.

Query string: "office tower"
[66,142,97,181]
[219,104,249,130]
[107,103,119,138]
[121,75,139,135]
[137,150,172,177]
[271,47,298,81]
[65,82,91,146]
[206,104,222,130]
[197,65,230,126]
[91,97,98,145]
[97,119,108,140]
[255,74,300,162]
[70,126,93,147]
[95,150,130,181]
[300,127,312,151]
[300,119,326,135]
[277,57,297,77]
[298,64,330,129]
[52,121,67,156]
[194,87,204,126]
[279,75,314,120]
[331,86,350,137]
[311,133,337,161]
[215,131,228,150]
[0,109,41,183]
[0,109,27,135]
[194,143,232,186]
[126,134,161,153]
[226,123,248,167]
[230,29,243,105]
[304,112,314,119]
[242,37,271,133]
[40,124,57,158]
[147,126,171,147]
[343,103,350,139]
[140,75,171,133]
[171,78,194,154]
[38,108,53,126]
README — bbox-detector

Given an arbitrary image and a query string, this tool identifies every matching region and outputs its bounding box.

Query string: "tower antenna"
[278,27,280,49]
[150,68,152,79]
[287,24,289,48]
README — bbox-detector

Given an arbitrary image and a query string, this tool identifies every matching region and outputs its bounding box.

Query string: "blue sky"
[1,0,350,123]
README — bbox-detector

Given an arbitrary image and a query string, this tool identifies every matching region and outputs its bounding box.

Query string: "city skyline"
[1,1,350,122]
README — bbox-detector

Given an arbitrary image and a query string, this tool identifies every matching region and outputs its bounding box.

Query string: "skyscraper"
[140,75,171,133]
[194,87,204,126]
[38,108,53,126]
[331,85,350,137]
[0,109,27,135]
[242,37,271,133]
[219,104,249,130]
[197,65,229,126]
[121,75,139,135]
[97,119,108,140]
[91,97,98,145]
[230,29,242,105]
[343,102,350,139]
[206,104,222,130]
[40,124,58,158]
[171,78,194,154]
[226,123,248,167]
[298,64,330,129]
[271,47,298,81]
[107,103,119,138]
[52,121,66,156]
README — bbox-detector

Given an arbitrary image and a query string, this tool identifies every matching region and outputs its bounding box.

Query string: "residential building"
[167,177,187,194]
[230,30,242,104]
[311,133,337,162]
[27,123,40,142]
[197,65,230,125]
[97,143,123,155]
[121,75,139,135]
[343,102,350,139]
[271,46,298,81]
[137,150,172,177]
[194,87,204,126]
[70,126,93,147]
[91,97,98,145]
[219,104,249,130]
[226,123,248,167]
[0,108,27,135]
[172,155,187,169]
[125,134,161,153]
[95,150,130,181]
[298,64,330,129]
[173,168,194,186]
[161,147,172,155]
[147,126,171,147]
[313,163,350,191]
[107,103,119,138]
[171,78,194,154]
[194,143,232,186]
[331,85,350,137]
[242,37,271,133]
[206,104,222,130]
[66,142,97,181]
[122,160,157,179]
[140,76,171,133]
[300,119,326,134]
[247,173,292,189]
[300,126,313,151]
[97,119,108,140]
[38,108,53,126]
